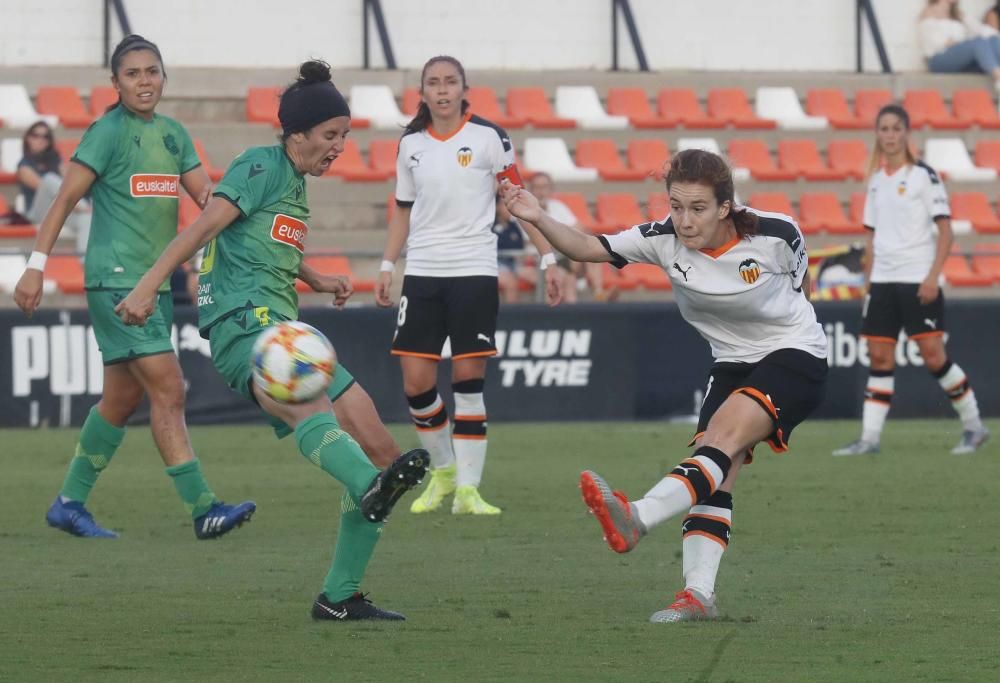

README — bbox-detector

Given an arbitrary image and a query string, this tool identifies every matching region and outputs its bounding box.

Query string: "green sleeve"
[71,117,117,177]
[176,125,202,174]
[213,149,275,217]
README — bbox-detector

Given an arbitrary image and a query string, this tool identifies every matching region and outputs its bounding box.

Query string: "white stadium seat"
[0,84,58,128]
[523,137,599,182]
[924,139,998,182]
[0,255,27,293]
[678,137,750,181]
[554,86,628,130]
[348,85,411,130]
[755,87,828,130]
[1,137,22,174]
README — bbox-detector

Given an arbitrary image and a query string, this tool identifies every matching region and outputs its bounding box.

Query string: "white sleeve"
[492,129,515,174]
[394,136,416,203]
[600,224,664,267]
[782,223,809,289]
[921,168,950,220]
[862,179,876,231]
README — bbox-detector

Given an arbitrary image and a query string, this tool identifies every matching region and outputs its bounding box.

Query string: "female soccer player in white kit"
[833,104,989,456]
[503,148,829,622]
[376,56,562,515]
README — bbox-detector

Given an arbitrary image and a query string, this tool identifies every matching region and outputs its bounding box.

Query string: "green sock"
[323,492,384,602]
[60,406,126,503]
[294,413,378,501]
[165,458,217,518]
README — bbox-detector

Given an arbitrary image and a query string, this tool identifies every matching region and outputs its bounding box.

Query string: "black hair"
[665,148,758,238]
[403,55,470,135]
[106,34,165,113]
[278,60,350,141]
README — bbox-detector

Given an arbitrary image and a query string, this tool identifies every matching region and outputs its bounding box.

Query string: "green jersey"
[198,145,309,335]
[72,105,201,292]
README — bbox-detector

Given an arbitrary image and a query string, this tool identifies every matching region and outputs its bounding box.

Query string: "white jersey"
[601,208,827,364]
[864,161,949,284]
[395,113,515,277]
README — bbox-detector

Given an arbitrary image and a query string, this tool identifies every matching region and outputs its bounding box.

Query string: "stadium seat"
[973,140,1000,173]
[0,254,27,293]
[551,192,598,231]
[296,254,375,293]
[466,87,525,128]
[747,192,796,221]
[727,139,796,180]
[55,138,79,162]
[849,191,867,227]
[193,139,225,181]
[574,139,646,181]
[622,263,672,290]
[246,86,281,126]
[706,89,775,129]
[656,88,725,128]
[0,84,58,128]
[368,139,398,177]
[755,87,827,130]
[1,137,22,177]
[952,89,1000,129]
[902,90,964,130]
[554,86,628,129]
[627,139,670,180]
[777,140,846,180]
[0,195,36,237]
[523,138,598,182]
[401,87,421,117]
[943,251,992,287]
[827,139,869,180]
[924,138,998,182]
[646,191,670,220]
[677,137,750,181]
[88,86,117,117]
[177,193,201,232]
[798,192,856,235]
[35,87,93,128]
[606,88,671,128]
[506,88,575,129]
[972,244,1000,283]
[324,139,392,182]
[595,193,646,234]
[46,254,84,293]
[349,85,411,129]
[950,192,1000,233]
[805,89,867,129]
[853,89,893,127]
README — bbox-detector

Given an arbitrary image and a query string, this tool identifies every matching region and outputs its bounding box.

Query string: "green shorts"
[207,307,356,439]
[87,289,175,365]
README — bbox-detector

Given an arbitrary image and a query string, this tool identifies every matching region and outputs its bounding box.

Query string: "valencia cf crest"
[897,181,907,196]
[738,258,761,284]
[457,146,473,167]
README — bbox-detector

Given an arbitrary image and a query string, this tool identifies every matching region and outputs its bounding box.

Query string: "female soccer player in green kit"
[115,60,428,621]
[13,35,254,540]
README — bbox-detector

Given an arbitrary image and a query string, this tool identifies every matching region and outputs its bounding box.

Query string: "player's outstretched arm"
[501,183,611,264]
[115,197,240,325]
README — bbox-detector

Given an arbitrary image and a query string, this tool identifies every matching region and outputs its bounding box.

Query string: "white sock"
[408,391,455,470]
[935,361,984,432]
[452,387,487,488]
[682,496,732,600]
[861,371,893,444]
[633,449,729,531]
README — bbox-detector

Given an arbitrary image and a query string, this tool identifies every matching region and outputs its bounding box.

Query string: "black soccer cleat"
[359,448,428,522]
[311,592,406,621]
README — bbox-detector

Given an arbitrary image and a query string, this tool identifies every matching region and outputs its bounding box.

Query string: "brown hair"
[867,103,918,177]
[927,0,962,20]
[403,55,470,135]
[664,148,757,238]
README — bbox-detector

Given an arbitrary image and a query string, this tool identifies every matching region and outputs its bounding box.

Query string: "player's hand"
[500,183,543,224]
[115,287,156,326]
[543,265,564,306]
[311,273,354,309]
[917,277,940,305]
[375,271,394,307]
[13,269,44,318]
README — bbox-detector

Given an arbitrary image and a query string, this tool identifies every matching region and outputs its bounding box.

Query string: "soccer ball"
[251,321,336,404]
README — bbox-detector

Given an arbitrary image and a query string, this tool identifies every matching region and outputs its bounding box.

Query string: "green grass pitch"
[1,419,998,682]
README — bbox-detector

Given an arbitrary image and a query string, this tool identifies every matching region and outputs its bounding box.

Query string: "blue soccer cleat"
[45,497,118,538]
[193,500,256,540]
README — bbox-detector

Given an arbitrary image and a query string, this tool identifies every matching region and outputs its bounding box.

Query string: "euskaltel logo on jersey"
[130,174,179,197]
[270,214,308,252]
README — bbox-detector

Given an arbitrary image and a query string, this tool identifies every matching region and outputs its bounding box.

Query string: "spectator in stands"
[13,35,254,541]
[115,58,428,622]
[16,121,91,255]
[376,55,563,517]
[493,192,528,303]
[986,2,1000,30]
[919,0,1000,92]
[502,148,828,623]
[833,104,989,456]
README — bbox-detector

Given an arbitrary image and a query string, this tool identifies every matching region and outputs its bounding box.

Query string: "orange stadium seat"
[805,89,867,129]
[952,89,1000,129]
[943,250,993,287]
[621,263,672,290]
[747,192,796,221]
[177,193,201,232]
[727,139,796,181]
[88,86,117,117]
[55,138,79,162]
[627,139,670,180]
[853,89,893,127]
[35,87,93,128]
[950,192,1000,233]
[46,255,84,293]
[551,191,598,231]
[402,88,421,117]
[706,89,775,129]
[325,139,392,182]
[827,139,869,180]
[902,90,965,129]
[777,140,846,180]
[972,244,1000,283]
[849,192,867,228]
[296,254,374,293]
[466,87,525,128]
[506,88,575,129]
[368,139,398,177]
[598,262,631,291]
[646,191,670,221]
[656,88,725,128]
[575,139,646,181]
[246,86,281,126]
[606,88,671,128]
[0,197,37,238]
[974,140,1000,173]
[798,192,856,235]
[193,139,225,181]
[595,193,645,234]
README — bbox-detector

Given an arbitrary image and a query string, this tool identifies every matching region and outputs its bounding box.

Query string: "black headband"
[279,82,351,136]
